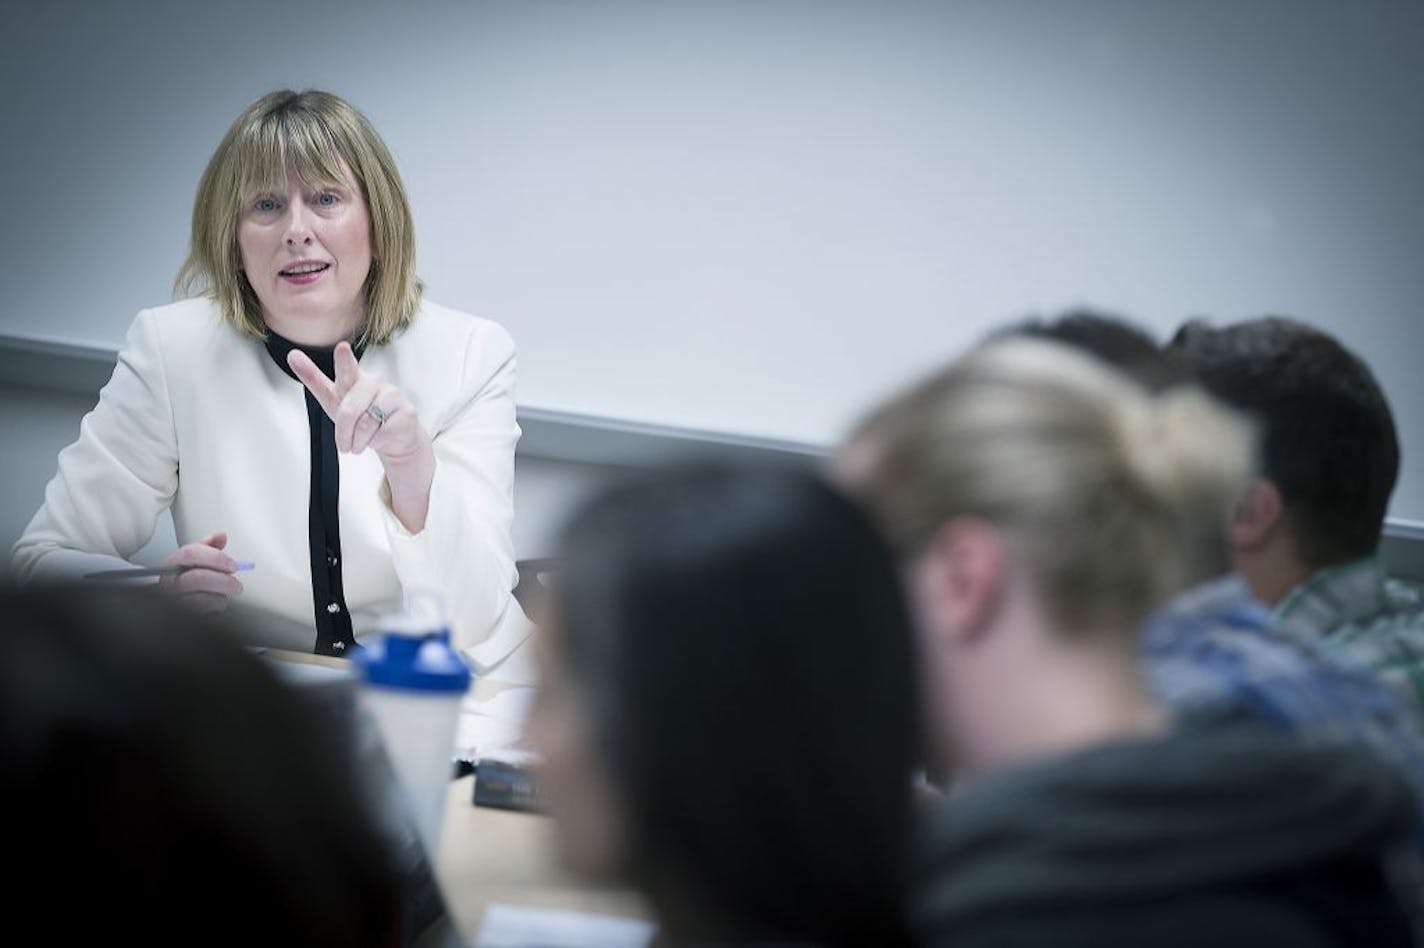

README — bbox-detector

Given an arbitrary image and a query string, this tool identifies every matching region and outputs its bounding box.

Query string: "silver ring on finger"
[366,403,389,428]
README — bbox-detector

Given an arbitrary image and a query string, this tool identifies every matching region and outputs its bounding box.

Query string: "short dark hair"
[554,465,918,946]
[1000,310,1194,393]
[1167,317,1399,568]
[0,585,401,947]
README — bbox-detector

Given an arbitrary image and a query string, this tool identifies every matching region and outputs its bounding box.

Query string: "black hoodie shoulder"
[912,723,1418,947]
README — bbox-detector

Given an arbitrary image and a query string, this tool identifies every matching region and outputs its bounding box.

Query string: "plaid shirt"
[1143,574,1424,890]
[1145,575,1424,751]
[1272,557,1424,718]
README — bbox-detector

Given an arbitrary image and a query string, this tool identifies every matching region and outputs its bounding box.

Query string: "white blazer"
[12,297,534,676]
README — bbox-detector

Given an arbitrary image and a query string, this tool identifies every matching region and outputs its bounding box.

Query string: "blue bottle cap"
[354,632,471,693]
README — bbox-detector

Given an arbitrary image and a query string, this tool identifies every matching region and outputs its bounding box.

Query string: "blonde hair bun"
[850,337,1254,637]
[1113,387,1254,521]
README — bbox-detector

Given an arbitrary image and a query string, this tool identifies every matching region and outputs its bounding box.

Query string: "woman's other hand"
[158,531,244,613]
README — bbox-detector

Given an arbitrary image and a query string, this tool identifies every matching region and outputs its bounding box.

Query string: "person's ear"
[830,433,880,492]
[914,517,1006,650]
[1230,478,1285,552]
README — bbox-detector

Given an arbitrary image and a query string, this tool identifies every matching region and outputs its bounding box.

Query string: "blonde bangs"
[177,90,421,346]
[235,108,349,202]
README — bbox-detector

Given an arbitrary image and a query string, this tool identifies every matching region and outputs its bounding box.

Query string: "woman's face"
[524,619,627,880]
[237,160,372,345]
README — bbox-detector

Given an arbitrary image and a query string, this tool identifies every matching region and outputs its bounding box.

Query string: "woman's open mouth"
[279,261,331,285]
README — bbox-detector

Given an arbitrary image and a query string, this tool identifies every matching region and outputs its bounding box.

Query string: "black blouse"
[263,330,362,657]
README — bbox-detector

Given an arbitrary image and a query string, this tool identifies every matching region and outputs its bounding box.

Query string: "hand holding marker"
[85,531,251,614]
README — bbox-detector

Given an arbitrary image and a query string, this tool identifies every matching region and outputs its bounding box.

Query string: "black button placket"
[263,331,361,656]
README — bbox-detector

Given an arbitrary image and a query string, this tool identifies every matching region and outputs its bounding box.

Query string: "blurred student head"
[999,310,1236,582]
[840,339,1252,774]
[526,465,919,947]
[1002,309,1193,394]
[1167,317,1401,605]
[0,584,401,947]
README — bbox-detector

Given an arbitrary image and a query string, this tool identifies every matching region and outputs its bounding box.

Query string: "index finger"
[288,350,339,416]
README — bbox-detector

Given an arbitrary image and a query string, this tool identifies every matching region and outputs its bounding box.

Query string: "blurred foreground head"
[0,584,400,947]
[841,339,1252,773]
[528,465,919,947]
[998,310,1234,581]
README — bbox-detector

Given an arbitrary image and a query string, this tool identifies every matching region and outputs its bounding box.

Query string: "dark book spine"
[473,760,545,813]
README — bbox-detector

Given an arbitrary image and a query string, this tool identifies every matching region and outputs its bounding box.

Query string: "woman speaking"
[12,90,531,676]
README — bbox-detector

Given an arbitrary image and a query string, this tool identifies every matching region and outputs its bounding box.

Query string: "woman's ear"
[1229,478,1285,553]
[914,517,1006,651]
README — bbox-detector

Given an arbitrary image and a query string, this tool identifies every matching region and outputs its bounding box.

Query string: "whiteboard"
[1,1,1421,520]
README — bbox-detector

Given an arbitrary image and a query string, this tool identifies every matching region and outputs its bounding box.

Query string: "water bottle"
[353,592,470,856]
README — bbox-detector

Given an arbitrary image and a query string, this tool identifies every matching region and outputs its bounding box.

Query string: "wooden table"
[263,649,648,940]
[435,775,648,939]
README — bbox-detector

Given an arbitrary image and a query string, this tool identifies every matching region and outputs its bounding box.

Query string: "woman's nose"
[283,205,314,246]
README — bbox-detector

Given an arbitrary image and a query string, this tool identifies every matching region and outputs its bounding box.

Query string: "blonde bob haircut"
[176,89,421,347]
[849,339,1254,638]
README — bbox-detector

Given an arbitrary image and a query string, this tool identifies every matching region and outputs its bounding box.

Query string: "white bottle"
[354,592,471,857]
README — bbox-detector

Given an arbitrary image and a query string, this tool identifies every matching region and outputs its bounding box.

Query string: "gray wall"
[1,1,1421,521]
[0,385,105,561]
[0,384,628,567]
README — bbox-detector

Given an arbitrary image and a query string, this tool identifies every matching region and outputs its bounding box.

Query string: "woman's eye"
[315,191,340,207]
[253,197,279,214]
